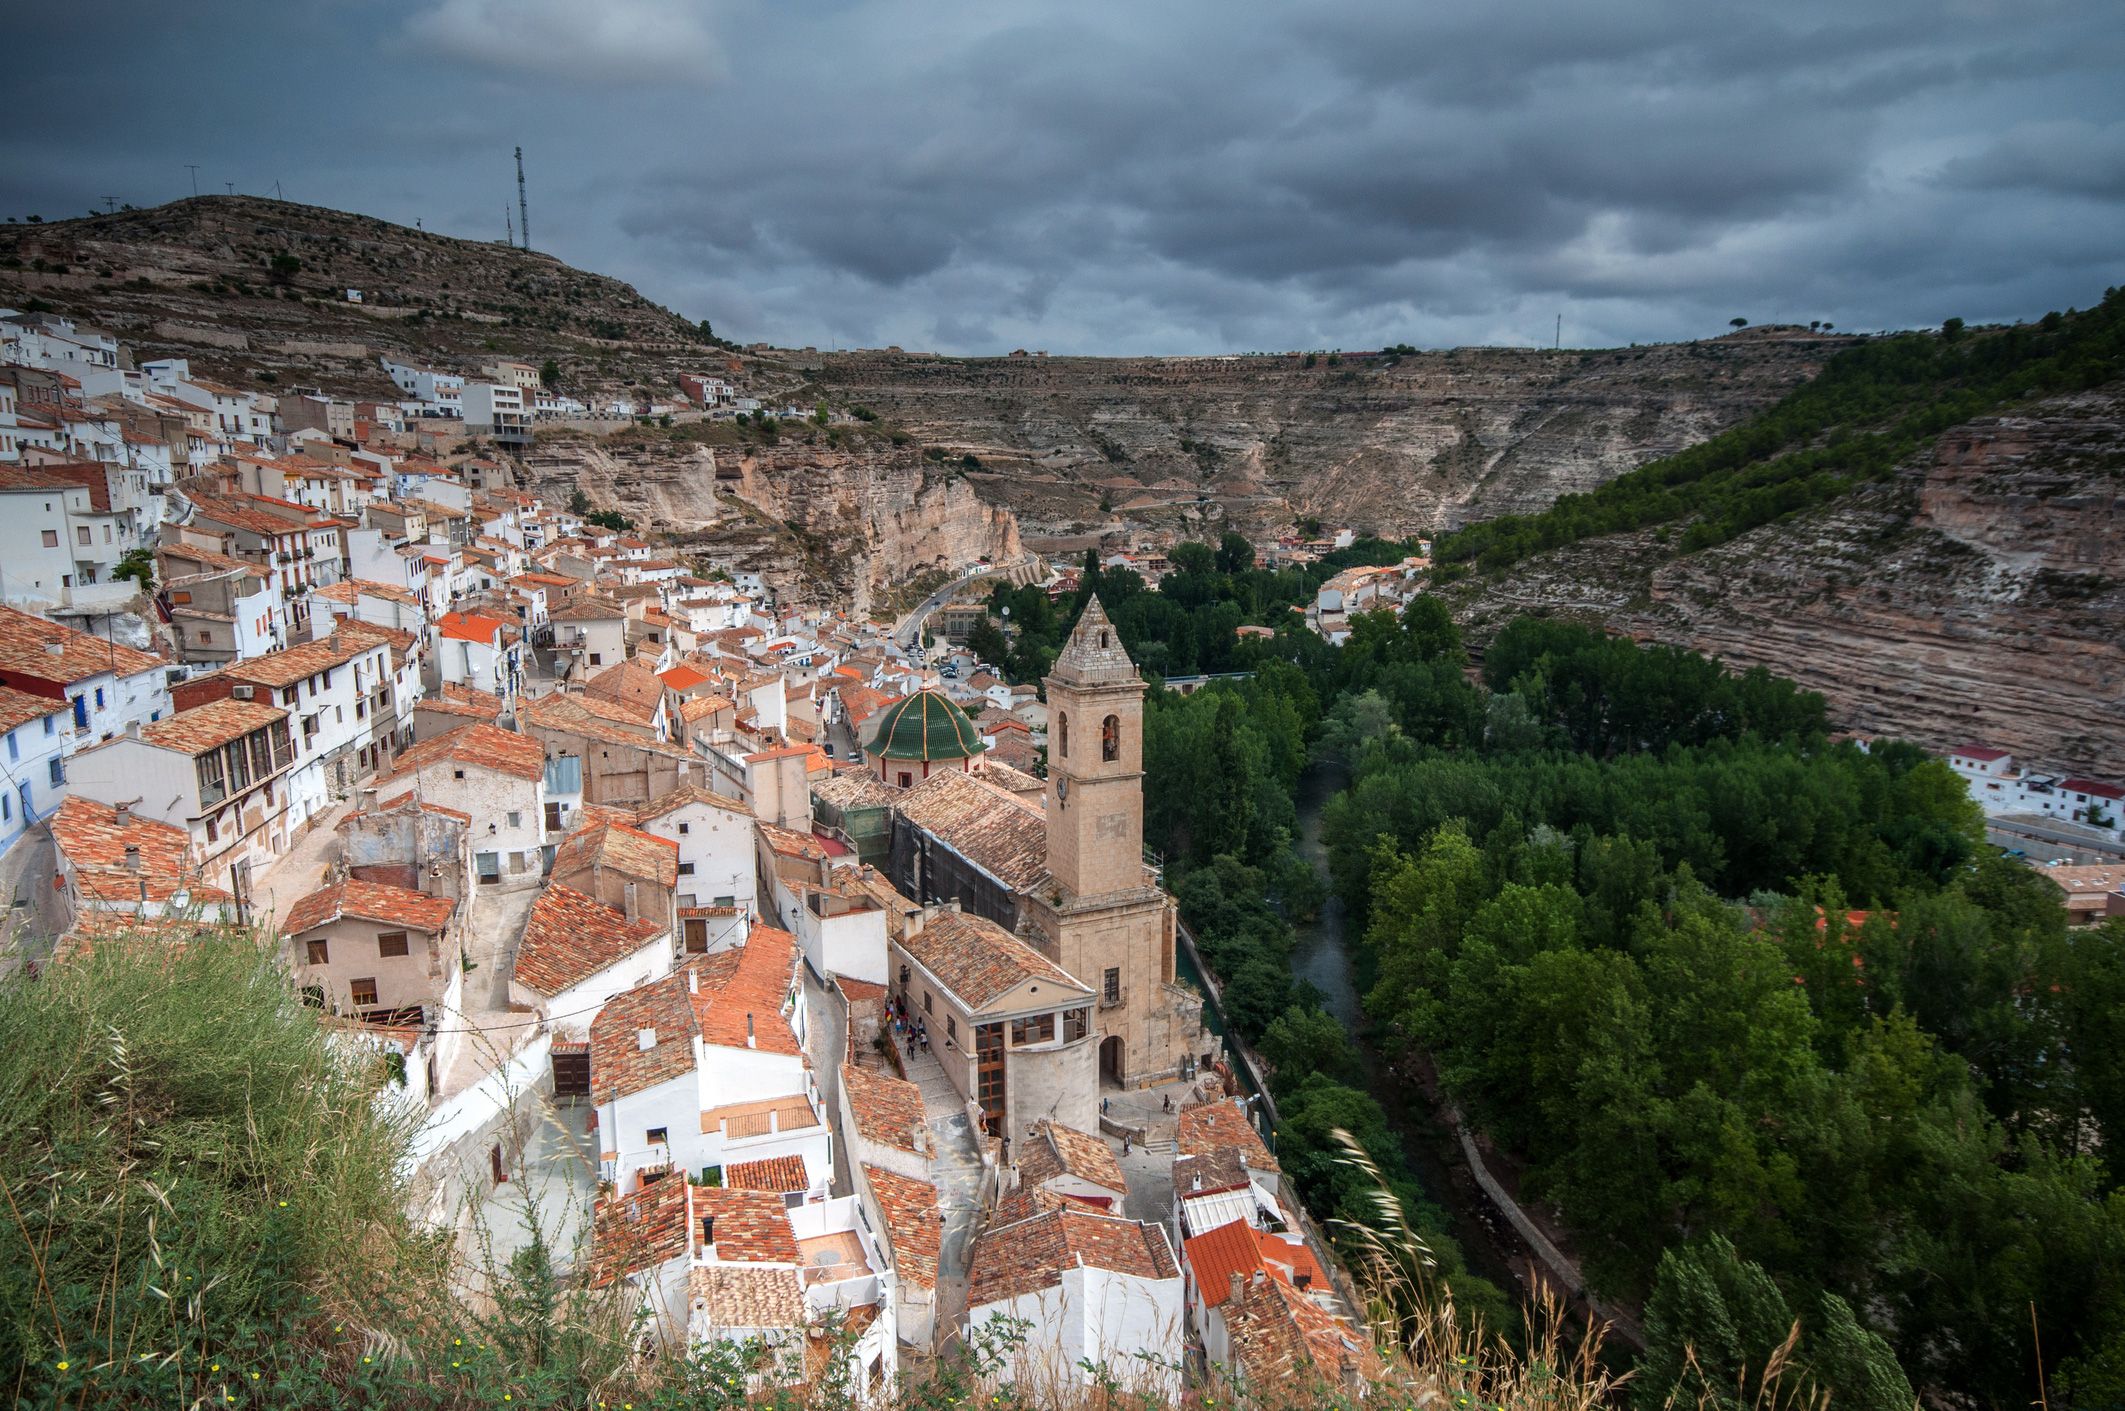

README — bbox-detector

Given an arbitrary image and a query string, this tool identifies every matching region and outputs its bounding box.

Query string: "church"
[863,598,1208,1142]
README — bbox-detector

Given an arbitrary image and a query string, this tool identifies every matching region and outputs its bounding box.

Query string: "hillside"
[0,196,742,401]
[1444,292,2125,771]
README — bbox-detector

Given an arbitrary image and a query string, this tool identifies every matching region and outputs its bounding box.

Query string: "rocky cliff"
[1452,385,2125,771]
[811,336,1842,543]
[516,435,1021,617]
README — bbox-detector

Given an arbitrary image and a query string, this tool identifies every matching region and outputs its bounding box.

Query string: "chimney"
[360,787,379,815]
[1228,1271,1244,1305]
[745,1013,756,1048]
[42,640,63,657]
[623,880,639,919]
[636,1027,656,1052]
[124,721,141,740]
[687,967,698,995]
[114,802,132,827]
[122,845,140,872]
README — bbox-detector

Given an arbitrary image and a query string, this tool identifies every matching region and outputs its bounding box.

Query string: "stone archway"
[1099,1034,1126,1088]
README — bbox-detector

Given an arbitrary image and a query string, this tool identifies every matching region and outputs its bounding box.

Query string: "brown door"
[552,1049,591,1098]
[683,919,709,953]
[975,1023,1006,1131]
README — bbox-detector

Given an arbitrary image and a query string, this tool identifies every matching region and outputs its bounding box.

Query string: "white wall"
[510,934,671,1041]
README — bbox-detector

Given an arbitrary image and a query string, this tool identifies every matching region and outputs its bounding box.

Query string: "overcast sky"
[6,1,2121,354]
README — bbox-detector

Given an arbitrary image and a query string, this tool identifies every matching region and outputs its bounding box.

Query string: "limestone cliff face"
[813,335,1839,541]
[518,436,1022,616]
[1455,387,2125,772]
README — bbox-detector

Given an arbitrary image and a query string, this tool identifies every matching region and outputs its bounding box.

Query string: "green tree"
[964,615,1009,670]
[113,548,154,593]
[1215,530,1254,575]
[539,357,560,387]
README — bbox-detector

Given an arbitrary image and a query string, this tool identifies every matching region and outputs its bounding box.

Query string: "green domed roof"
[865,689,986,762]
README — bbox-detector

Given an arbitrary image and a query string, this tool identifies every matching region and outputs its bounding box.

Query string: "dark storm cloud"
[3,0,2119,353]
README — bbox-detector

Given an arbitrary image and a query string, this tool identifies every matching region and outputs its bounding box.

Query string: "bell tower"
[1043,597,1144,899]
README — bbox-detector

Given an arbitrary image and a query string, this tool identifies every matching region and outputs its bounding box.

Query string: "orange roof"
[514,884,668,997]
[49,797,222,906]
[0,603,165,683]
[551,816,679,890]
[378,721,544,784]
[0,685,64,734]
[437,610,508,644]
[863,1164,941,1289]
[138,698,288,756]
[725,1155,811,1194]
[1185,1219,1330,1308]
[659,663,713,690]
[282,879,457,936]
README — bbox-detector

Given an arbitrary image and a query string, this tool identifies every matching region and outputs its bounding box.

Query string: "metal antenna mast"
[506,205,514,247]
[515,146,530,251]
[1555,313,1562,350]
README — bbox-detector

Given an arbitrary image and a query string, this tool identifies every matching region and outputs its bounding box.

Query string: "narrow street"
[897,1036,985,1333]
[248,798,355,927]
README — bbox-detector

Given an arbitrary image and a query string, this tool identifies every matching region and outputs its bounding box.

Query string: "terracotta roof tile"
[839,1062,926,1155]
[894,770,1047,891]
[1021,1120,1127,1195]
[968,1207,1178,1307]
[589,1174,691,1287]
[0,603,164,683]
[0,685,64,734]
[282,879,456,937]
[901,910,1087,1011]
[634,782,752,823]
[552,816,680,890]
[49,797,219,906]
[1220,1273,1383,1391]
[378,721,544,784]
[697,1186,801,1263]
[514,884,667,998]
[725,1155,811,1194]
[138,698,288,755]
[1179,1100,1280,1174]
[690,1264,806,1332]
[862,1164,941,1290]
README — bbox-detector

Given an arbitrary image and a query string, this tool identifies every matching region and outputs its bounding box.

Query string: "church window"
[1102,967,1121,1005]
[1101,714,1119,762]
[1057,712,1068,758]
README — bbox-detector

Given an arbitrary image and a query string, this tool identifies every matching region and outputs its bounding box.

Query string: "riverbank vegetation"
[1116,585,2125,1406]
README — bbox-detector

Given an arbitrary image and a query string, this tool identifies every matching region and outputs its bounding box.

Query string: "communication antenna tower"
[506,205,514,247]
[515,146,531,251]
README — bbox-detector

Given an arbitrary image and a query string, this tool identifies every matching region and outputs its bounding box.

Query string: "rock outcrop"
[813,336,1842,541]
[1454,386,2125,772]
[517,437,1022,617]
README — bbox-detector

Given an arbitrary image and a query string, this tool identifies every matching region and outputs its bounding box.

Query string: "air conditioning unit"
[231,684,255,701]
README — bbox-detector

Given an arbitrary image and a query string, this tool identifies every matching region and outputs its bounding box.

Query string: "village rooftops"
[862,1164,942,1289]
[378,721,545,784]
[437,610,511,644]
[725,1155,811,1195]
[282,879,457,937]
[634,782,753,823]
[513,884,668,998]
[208,633,370,690]
[585,660,665,713]
[839,1062,926,1155]
[587,925,803,1098]
[967,1205,1178,1307]
[415,682,503,722]
[48,797,225,907]
[894,770,1048,891]
[1178,1099,1280,1174]
[696,1186,803,1263]
[691,1264,806,1331]
[552,816,680,890]
[900,909,1087,1011]
[1219,1269,1384,1392]
[589,1169,691,1287]
[0,603,165,683]
[1185,1219,1330,1309]
[0,685,63,734]
[136,698,288,756]
[1021,1119,1128,1195]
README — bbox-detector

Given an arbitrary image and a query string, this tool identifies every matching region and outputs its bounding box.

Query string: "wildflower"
[252,1373,260,1380]
[212,1363,221,1372]
[363,1355,372,1364]
[455,1338,463,1346]
[453,1361,462,1369]
[277,1201,287,1208]
[55,1361,69,1372]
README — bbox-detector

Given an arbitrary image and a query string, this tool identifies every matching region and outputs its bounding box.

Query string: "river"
[1287,760,1531,1310]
